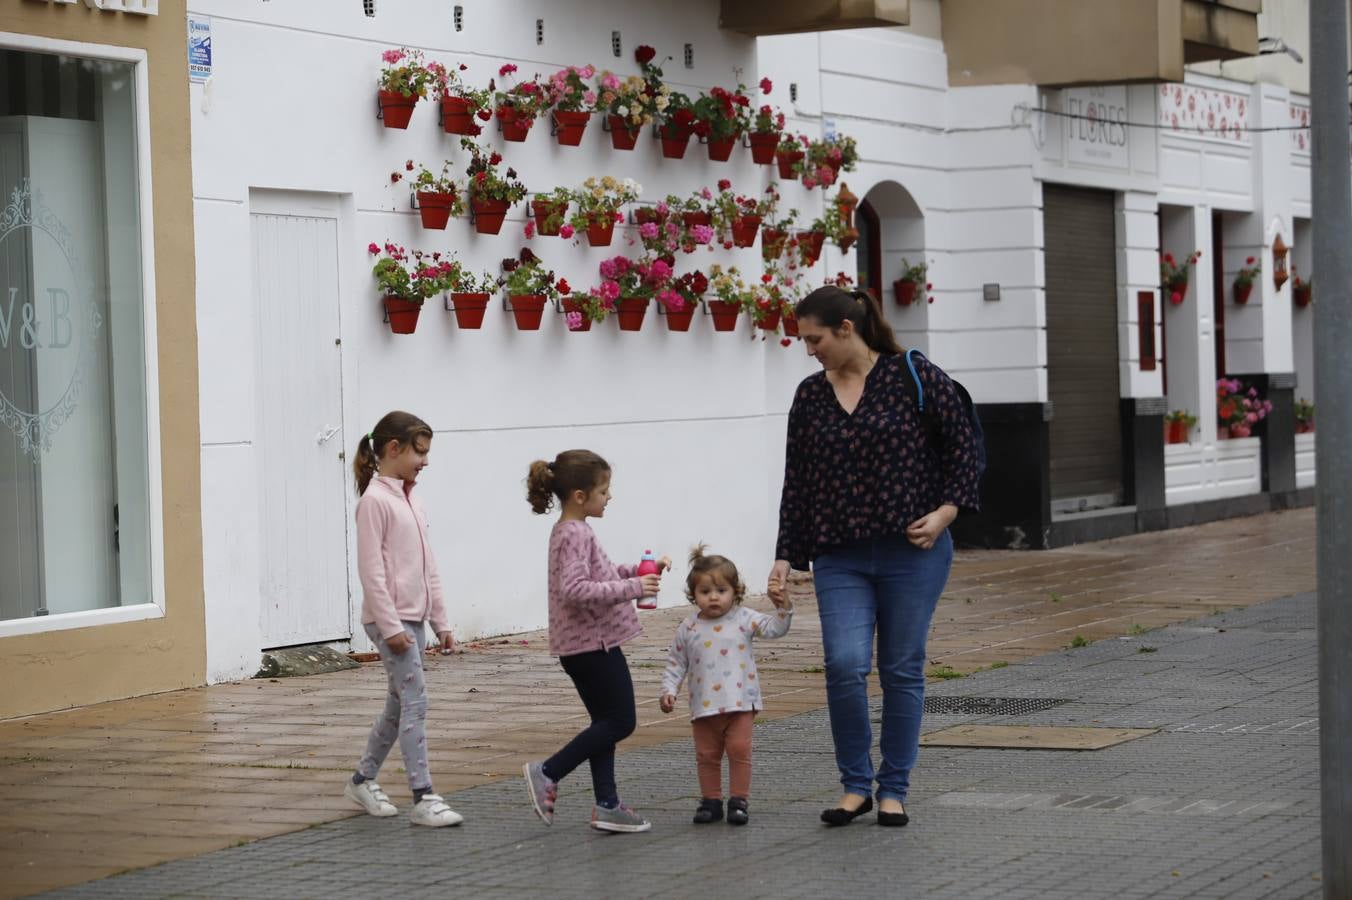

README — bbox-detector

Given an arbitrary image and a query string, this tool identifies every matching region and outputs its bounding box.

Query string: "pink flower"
[559,224,575,239]
[599,259,619,279]
[584,91,597,107]
[691,224,714,244]
[656,201,670,215]
[1246,412,1258,424]
[598,279,621,301]
[368,242,380,254]
[614,210,625,224]
[760,77,773,94]
[601,73,621,91]
[566,310,584,330]
[650,259,672,280]
[524,219,536,239]
[381,49,405,65]
[612,256,632,275]
[700,187,713,200]
[639,222,659,239]
[499,63,518,77]
[579,64,596,79]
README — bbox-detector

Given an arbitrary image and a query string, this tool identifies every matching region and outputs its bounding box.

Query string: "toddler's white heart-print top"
[660,603,793,721]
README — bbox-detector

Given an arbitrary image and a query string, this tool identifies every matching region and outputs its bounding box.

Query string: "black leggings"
[542,646,636,807]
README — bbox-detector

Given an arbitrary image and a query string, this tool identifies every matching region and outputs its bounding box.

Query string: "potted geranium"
[501,247,560,330]
[377,48,433,129]
[747,78,782,164]
[595,69,654,150]
[1216,377,1272,439]
[597,254,672,331]
[393,160,466,230]
[709,180,772,249]
[528,186,572,238]
[429,60,491,135]
[462,138,526,235]
[568,176,641,247]
[561,282,611,332]
[1163,409,1197,444]
[706,264,748,332]
[368,241,457,334]
[493,64,551,142]
[658,94,698,159]
[1293,274,1313,307]
[661,269,707,332]
[796,134,858,189]
[893,258,929,306]
[776,133,808,180]
[1233,255,1260,304]
[1161,249,1201,305]
[446,268,498,329]
[1295,397,1315,433]
[546,65,598,146]
[760,185,797,263]
[692,84,751,162]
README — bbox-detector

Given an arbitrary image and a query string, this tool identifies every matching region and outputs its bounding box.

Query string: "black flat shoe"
[693,798,723,824]
[877,807,909,827]
[727,796,749,826]
[820,796,872,826]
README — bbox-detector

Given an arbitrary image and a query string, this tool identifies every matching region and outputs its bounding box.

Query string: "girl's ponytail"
[526,459,557,514]
[353,433,379,496]
[795,285,902,356]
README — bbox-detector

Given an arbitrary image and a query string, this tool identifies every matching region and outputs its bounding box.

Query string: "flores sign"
[1065,86,1128,170]
[25,0,158,14]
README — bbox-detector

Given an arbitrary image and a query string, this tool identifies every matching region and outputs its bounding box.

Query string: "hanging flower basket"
[586,216,617,247]
[748,132,779,165]
[552,110,591,146]
[1294,283,1312,307]
[507,294,547,330]
[598,116,637,151]
[377,91,419,129]
[707,300,741,332]
[616,297,649,331]
[497,106,534,142]
[731,215,762,249]
[682,211,712,229]
[782,313,799,337]
[776,149,805,180]
[1233,283,1253,305]
[706,135,738,162]
[383,296,422,334]
[415,191,459,230]
[531,199,569,237]
[761,227,787,262]
[447,292,490,329]
[894,279,918,307]
[797,230,826,267]
[663,302,697,332]
[560,298,593,331]
[659,122,694,159]
[470,197,510,235]
[440,96,481,135]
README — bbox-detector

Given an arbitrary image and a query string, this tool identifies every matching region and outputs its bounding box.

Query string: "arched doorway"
[857,180,926,346]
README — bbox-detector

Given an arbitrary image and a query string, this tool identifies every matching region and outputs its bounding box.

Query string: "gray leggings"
[356,621,431,792]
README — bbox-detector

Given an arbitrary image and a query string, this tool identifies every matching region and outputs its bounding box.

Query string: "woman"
[767,285,981,827]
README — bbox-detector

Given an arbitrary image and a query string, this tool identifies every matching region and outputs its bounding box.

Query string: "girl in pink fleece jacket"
[343,411,462,828]
[520,449,671,833]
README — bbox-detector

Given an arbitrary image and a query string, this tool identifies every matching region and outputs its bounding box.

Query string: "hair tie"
[547,460,556,471]
[366,432,373,445]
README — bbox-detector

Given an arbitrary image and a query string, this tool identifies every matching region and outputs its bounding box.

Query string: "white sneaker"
[344,780,398,817]
[410,793,463,827]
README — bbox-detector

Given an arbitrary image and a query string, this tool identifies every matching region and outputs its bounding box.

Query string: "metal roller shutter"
[1043,184,1124,509]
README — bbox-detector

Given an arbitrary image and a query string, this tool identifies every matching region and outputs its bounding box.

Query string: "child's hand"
[437,630,461,656]
[656,554,673,573]
[639,574,661,597]
[767,559,790,605]
[660,693,677,713]
[770,592,790,610]
[385,631,413,655]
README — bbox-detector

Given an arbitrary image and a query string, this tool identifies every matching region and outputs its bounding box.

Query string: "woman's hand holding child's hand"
[385,631,413,655]
[767,559,790,605]
[660,694,677,714]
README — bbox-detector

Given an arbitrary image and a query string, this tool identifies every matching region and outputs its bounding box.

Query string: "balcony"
[720,0,909,36]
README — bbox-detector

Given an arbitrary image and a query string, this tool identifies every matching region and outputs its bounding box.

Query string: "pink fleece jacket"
[357,475,449,640]
[547,519,643,656]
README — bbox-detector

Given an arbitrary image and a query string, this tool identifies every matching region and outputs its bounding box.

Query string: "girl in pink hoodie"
[343,410,462,828]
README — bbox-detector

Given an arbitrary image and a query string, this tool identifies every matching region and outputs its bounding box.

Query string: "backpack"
[903,349,987,485]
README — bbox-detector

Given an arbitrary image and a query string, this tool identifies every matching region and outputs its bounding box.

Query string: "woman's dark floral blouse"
[775,352,982,571]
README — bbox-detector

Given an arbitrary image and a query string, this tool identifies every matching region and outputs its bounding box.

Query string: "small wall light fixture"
[983,283,1001,302]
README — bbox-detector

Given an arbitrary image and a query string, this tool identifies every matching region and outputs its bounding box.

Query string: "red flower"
[635,45,656,65]
[735,94,750,107]
[781,337,792,347]
[499,63,518,77]
[925,283,933,290]
[1164,253,1175,265]
[760,77,773,94]
[367,242,380,254]
[476,109,492,121]
[723,241,734,250]
[717,179,732,192]
[557,278,571,295]
[405,160,415,171]
[458,63,468,71]
[1245,256,1255,265]
[761,273,773,284]
[489,152,503,166]
[390,173,402,183]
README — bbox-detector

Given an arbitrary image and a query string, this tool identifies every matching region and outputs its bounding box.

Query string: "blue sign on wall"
[188,15,211,83]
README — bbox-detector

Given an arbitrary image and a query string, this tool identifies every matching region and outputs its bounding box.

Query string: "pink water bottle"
[636,549,659,610]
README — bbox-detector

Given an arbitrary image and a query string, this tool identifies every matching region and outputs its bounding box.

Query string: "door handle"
[316,425,340,446]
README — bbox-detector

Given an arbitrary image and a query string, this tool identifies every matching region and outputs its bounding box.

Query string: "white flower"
[616,105,629,117]
[623,178,640,196]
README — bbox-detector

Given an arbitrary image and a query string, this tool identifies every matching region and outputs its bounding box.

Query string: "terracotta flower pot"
[757,310,782,331]
[561,298,593,331]
[1294,285,1312,307]
[531,200,569,237]
[775,149,804,180]
[383,296,422,334]
[681,211,712,229]
[470,197,510,235]
[1228,423,1252,438]
[663,301,697,332]
[508,294,546,330]
[825,157,843,174]
[606,115,640,150]
[748,131,779,165]
[894,279,918,307]
[782,314,799,337]
[447,292,490,329]
[660,122,693,159]
[552,110,591,146]
[1297,421,1315,434]
[586,217,616,247]
[616,297,649,331]
[707,300,741,332]
[1234,282,1253,305]
[731,215,762,249]
[440,96,481,135]
[415,191,458,230]
[706,135,738,162]
[1217,425,1229,441]
[762,228,787,262]
[497,106,533,142]
[797,230,825,267]
[1165,420,1189,444]
[634,207,666,227]
[377,90,418,129]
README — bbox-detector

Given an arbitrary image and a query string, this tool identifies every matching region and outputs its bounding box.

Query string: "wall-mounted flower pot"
[377,91,418,129]
[586,217,616,247]
[707,300,741,332]
[497,106,533,142]
[470,198,510,235]
[659,122,693,159]
[606,115,640,150]
[1166,281,1187,305]
[797,230,825,267]
[507,294,546,330]
[731,215,762,249]
[1164,420,1189,444]
[440,96,481,135]
[634,207,666,227]
[757,310,782,332]
[782,314,799,337]
[706,135,737,162]
[761,228,787,262]
[894,279,917,307]
[1233,282,1253,305]
[1228,423,1252,438]
[616,297,649,331]
[552,110,591,146]
[1297,421,1315,433]
[561,298,593,331]
[662,301,697,332]
[383,296,422,334]
[748,132,779,165]
[447,292,490,329]
[1294,285,1312,307]
[681,211,712,229]
[531,200,569,237]
[775,149,804,180]
[415,191,458,230]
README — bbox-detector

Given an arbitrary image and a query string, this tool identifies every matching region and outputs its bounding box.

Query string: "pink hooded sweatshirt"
[357,475,449,640]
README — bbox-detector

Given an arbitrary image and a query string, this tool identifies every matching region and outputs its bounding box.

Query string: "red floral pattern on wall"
[1157,84,1248,142]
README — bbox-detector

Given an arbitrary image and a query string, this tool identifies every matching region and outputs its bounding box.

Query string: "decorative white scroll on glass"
[0,179,105,458]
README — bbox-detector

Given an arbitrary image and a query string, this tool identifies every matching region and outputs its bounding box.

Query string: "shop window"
[0,47,152,624]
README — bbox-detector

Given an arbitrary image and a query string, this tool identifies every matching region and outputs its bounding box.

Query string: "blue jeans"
[812,530,953,803]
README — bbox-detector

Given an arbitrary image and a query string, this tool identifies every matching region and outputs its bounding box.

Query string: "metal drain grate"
[924,696,1070,716]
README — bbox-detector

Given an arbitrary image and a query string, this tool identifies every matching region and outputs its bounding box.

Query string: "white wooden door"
[251,205,349,648]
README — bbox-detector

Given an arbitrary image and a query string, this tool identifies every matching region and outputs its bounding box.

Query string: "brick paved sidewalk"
[0,508,1316,897]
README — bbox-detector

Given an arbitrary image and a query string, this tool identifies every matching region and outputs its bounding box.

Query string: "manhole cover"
[924,696,1070,716]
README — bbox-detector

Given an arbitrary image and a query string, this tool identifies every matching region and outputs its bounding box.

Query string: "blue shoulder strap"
[904,348,925,413]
